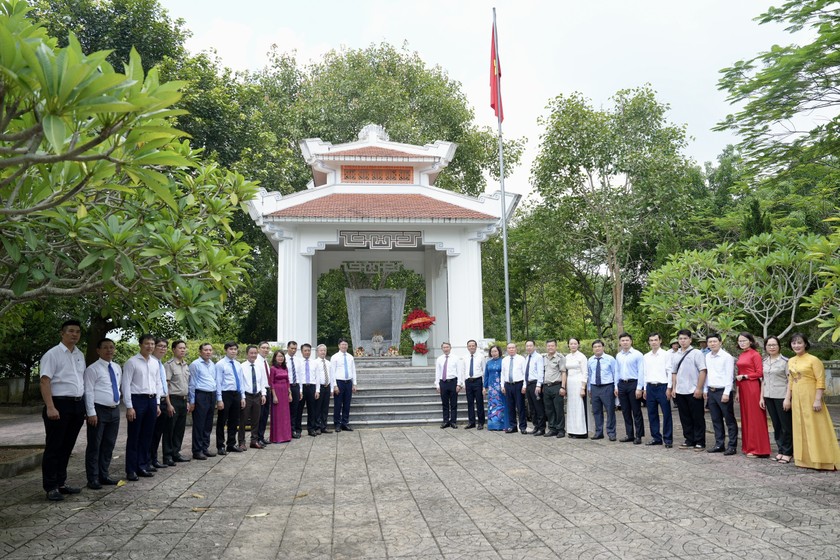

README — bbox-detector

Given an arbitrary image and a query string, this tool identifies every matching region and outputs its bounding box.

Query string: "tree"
[0,1,257,355]
[531,86,694,335]
[716,0,840,175]
[806,217,840,341]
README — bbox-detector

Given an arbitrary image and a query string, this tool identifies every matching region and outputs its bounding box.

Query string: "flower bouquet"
[401,308,436,331]
[412,343,429,355]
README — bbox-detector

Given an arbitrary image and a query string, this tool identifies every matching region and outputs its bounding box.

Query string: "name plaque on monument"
[345,288,406,357]
[359,296,393,339]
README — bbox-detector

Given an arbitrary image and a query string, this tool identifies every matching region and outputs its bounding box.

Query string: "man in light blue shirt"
[587,340,618,441]
[188,343,219,460]
[215,342,245,455]
[615,333,646,444]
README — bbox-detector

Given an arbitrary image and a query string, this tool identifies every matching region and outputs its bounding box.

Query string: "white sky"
[158,0,799,198]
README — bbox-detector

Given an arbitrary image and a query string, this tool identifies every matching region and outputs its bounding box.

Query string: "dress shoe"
[532,429,545,437]
[341,425,354,432]
[99,477,119,485]
[665,443,673,448]
[165,459,177,467]
[556,432,566,439]
[707,446,724,453]
[320,428,333,434]
[465,424,476,430]
[250,441,264,449]
[173,454,191,462]
[126,472,140,481]
[308,431,319,437]
[87,481,102,490]
[591,435,604,440]
[450,424,458,429]
[151,460,167,469]
[504,427,518,434]
[227,445,244,453]
[619,436,634,443]
[608,437,617,442]
[724,448,737,456]
[694,445,706,452]
[137,469,154,478]
[217,447,227,455]
[58,485,81,494]
[292,432,301,439]
[477,425,484,431]
[545,430,558,437]
[335,426,342,433]
[203,449,217,457]
[192,452,207,460]
[520,429,529,435]
[259,439,272,446]
[678,443,693,450]
[634,438,642,445]
[46,489,64,501]
[645,440,662,446]
[148,466,158,472]
[441,423,449,429]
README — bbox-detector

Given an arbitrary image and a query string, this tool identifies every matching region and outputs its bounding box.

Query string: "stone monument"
[345,288,406,356]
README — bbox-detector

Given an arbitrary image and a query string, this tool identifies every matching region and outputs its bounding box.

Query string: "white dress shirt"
[84,358,122,415]
[643,349,672,388]
[318,357,331,386]
[435,353,464,389]
[523,351,545,387]
[240,360,268,396]
[299,357,324,393]
[255,354,271,389]
[703,349,735,396]
[464,352,486,379]
[40,343,85,397]
[330,351,357,390]
[122,354,163,409]
[500,354,527,384]
[287,353,304,386]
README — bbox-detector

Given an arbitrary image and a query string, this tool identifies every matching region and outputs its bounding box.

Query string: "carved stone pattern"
[339,231,422,250]
[342,261,402,275]
[342,166,413,183]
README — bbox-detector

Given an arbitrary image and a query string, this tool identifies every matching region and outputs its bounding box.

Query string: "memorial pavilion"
[246,125,519,356]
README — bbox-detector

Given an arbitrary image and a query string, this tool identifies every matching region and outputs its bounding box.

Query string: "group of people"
[433,332,840,471]
[38,320,361,501]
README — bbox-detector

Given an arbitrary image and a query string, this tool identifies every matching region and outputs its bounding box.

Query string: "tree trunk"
[607,247,624,336]
[85,314,114,366]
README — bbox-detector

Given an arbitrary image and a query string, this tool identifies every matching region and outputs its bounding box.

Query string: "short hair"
[317,344,327,351]
[337,338,348,345]
[223,341,238,350]
[546,339,557,345]
[488,345,503,358]
[506,342,517,348]
[199,342,213,351]
[763,336,782,350]
[568,337,580,345]
[467,339,477,346]
[246,345,258,352]
[301,343,312,351]
[138,333,155,344]
[287,340,298,348]
[648,332,661,341]
[706,333,721,342]
[591,339,604,348]
[61,319,82,330]
[154,337,168,346]
[788,332,811,351]
[618,333,632,341]
[441,341,451,348]
[171,340,186,350]
[97,338,115,348]
[738,331,759,351]
[258,340,270,347]
[525,339,536,346]
[676,329,693,338]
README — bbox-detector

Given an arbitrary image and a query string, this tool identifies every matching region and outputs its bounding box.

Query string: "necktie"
[469,355,474,377]
[305,360,310,384]
[291,358,297,384]
[595,357,602,385]
[231,359,241,393]
[251,363,257,394]
[322,359,329,384]
[108,363,120,404]
[263,360,269,386]
[525,354,532,383]
[343,352,348,380]
[442,355,448,381]
[508,357,513,383]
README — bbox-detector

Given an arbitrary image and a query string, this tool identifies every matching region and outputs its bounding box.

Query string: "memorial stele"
[246,124,520,356]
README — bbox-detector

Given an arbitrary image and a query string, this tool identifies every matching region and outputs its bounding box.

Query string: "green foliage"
[805,217,840,341]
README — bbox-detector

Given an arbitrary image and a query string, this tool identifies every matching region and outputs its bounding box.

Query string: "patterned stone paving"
[1,413,839,559]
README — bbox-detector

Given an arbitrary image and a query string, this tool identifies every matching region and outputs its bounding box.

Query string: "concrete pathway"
[0,410,839,559]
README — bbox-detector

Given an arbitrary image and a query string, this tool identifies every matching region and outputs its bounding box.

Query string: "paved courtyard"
[1,412,839,560]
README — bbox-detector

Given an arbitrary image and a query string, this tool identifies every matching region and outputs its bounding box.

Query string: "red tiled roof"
[269,194,494,220]
[318,146,429,158]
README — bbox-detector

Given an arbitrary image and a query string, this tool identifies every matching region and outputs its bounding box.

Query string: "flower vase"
[409,329,430,366]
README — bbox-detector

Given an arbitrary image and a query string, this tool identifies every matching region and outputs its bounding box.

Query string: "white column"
[446,238,484,356]
[277,237,314,346]
[424,247,448,358]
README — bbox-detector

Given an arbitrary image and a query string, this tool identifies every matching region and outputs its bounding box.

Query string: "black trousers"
[239,392,263,444]
[257,387,271,442]
[42,397,85,491]
[318,384,331,429]
[590,384,616,438]
[191,390,215,454]
[125,394,157,474]
[525,381,546,431]
[439,378,458,424]
[675,392,706,447]
[302,384,319,431]
[164,395,188,460]
[85,403,120,483]
[216,390,241,450]
[765,397,793,456]
[151,397,170,462]
[617,379,645,439]
[465,377,485,426]
[707,389,738,450]
[543,383,566,434]
[290,384,302,433]
[504,381,527,431]
[333,379,353,427]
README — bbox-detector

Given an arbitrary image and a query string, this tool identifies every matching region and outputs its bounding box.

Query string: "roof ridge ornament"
[358,124,389,142]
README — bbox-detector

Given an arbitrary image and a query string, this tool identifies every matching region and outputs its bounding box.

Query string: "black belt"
[94,402,118,409]
[544,381,562,387]
[647,382,667,387]
[619,379,638,383]
[53,396,83,401]
[245,391,261,396]
[708,387,726,392]
[593,383,613,388]
[441,377,457,383]
[169,394,187,400]
[466,376,483,381]
[302,384,317,387]
[134,394,156,398]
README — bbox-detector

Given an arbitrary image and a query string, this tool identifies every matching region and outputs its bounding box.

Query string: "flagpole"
[492,7,512,343]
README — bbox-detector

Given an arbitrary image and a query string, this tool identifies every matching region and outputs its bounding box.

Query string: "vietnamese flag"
[490,24,503,122]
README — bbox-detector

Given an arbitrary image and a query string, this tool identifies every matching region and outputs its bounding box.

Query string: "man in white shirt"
[330,338,357,432]
[255,341,273,446]
[122,333,163,481]
[524,340,546,436]
[463,339,486,430]
[286,340,304,438]
[703,334,738,456]
[299,343,322,437]
[642,333,673,448]
[150,337,173,470]
[84,338,122,489]
[239,345,268,450]
[40,319,86,501]
[316,344,333,434]
[215,341,246,454]
[435,342,464,428]
[501,343,528,434]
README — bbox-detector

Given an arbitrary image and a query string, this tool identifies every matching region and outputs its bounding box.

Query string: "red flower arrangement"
[412,343,429,355]
[402,308,436,331]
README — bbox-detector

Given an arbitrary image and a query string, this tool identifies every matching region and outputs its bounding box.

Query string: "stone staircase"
[300,356,469,428]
